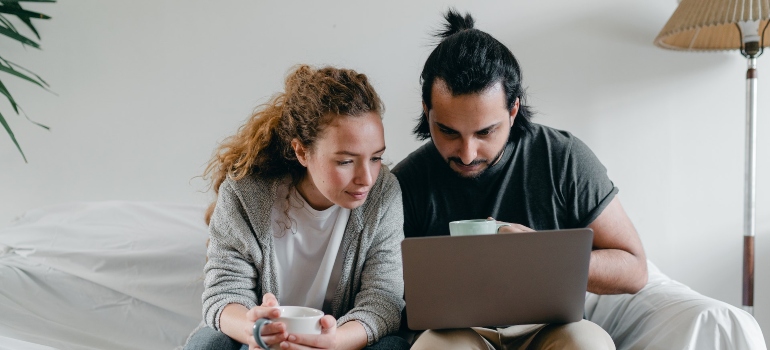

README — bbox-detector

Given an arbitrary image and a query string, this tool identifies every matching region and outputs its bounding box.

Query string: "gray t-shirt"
[392,123,617,237]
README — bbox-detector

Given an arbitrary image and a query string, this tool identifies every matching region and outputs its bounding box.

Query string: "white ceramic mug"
[252,306,324,350]
[449,219,512,236]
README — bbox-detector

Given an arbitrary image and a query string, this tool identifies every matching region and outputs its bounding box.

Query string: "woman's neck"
[295,173,334,211]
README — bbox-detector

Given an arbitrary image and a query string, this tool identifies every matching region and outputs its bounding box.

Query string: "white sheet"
[585,261,767,350]
[0,334,58,350]
[1,201,766,349]
[0,201,208,350]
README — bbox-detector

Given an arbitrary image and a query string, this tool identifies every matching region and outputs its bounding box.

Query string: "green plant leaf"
[0,6,51,19]
[0,63,47,89]
[0,79,19,113]
[0,110,27,162]
[0,14,19,33]
[0,79,49,130]
[7,60,48,87]
[0,25,38,48]
[22,112,48,130]
[0,0,54,162]
[0,2,50,39]
[0,56,49,87]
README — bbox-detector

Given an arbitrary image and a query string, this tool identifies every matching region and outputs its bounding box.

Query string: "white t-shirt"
[271,183,350,310]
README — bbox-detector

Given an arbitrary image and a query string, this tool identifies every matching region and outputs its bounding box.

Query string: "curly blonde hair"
[203,65,384,224]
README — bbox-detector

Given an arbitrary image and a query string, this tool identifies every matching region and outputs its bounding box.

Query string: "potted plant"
[0,0,54,162]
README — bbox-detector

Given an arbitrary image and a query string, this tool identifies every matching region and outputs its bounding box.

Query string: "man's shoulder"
[392,141,436,178]
[524,123,575,145]
[519,122,581,157]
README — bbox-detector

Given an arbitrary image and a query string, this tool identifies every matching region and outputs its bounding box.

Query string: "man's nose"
[458,138,477,165]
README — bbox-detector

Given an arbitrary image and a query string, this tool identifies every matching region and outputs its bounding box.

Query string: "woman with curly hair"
[184,65,407,350]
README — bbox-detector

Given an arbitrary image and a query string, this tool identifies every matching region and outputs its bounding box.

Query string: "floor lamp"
[655,0,769,315]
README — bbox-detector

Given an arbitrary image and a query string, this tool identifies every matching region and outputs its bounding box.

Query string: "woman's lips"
[346,191,369,200]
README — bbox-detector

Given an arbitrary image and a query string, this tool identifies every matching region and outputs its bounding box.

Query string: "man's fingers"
[497,223,535,233]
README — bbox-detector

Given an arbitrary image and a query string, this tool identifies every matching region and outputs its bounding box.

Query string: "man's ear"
[291,138,308,167]
[422,101,429,119]
[509,98,520,126]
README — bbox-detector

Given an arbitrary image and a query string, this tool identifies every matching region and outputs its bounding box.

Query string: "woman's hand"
[245,293,288,350]
[279,315,338,350]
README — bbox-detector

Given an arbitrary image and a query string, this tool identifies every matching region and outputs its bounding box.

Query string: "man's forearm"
[587,248,648,294]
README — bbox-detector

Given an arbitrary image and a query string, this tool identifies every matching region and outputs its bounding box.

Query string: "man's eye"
[477,130,491,136]
[440,128,458,135]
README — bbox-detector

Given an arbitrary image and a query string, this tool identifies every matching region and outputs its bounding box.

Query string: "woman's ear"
[291,138,309,167]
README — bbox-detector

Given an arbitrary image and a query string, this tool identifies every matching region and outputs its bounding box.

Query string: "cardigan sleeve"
[201,180,260,331]
[337,171,406,344]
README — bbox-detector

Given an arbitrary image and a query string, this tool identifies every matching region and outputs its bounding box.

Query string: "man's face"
[426,79,518,178]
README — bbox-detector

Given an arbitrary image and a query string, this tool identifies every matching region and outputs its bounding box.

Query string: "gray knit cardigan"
[201,165,405,345]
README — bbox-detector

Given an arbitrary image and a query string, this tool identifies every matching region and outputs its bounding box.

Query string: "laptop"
[401,228,593,330]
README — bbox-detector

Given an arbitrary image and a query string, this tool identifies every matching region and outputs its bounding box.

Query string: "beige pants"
[410,320,615,350]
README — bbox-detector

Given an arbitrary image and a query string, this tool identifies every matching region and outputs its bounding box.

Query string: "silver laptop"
[401,228,593,330]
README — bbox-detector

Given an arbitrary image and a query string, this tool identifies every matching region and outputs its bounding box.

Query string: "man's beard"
[447,145,506,179]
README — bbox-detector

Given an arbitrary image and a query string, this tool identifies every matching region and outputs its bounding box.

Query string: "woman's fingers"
[282,333,332,349]
[262,293,280,307]
[259,322,286,336]
[246,305,281,322]
[282,315,337,349]
[245,322,288,349]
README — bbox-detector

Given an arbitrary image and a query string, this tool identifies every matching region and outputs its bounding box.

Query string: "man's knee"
[411,328,492,350]
[531,320,615,350]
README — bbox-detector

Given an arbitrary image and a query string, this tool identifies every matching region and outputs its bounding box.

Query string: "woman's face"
[293,112,385,210]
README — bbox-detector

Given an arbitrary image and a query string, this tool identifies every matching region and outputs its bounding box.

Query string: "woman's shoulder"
[222,173,281,197]
[373,165,401,197]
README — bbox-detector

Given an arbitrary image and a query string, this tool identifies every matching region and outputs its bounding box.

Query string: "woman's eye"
[337,160,353,165]
[371,157,383,163]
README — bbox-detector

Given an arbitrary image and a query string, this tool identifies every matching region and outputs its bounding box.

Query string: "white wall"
[1,0,768,343]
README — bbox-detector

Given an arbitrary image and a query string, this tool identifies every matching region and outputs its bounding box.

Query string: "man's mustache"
[448,157,488,167]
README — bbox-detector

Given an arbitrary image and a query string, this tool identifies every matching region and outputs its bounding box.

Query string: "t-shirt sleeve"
[563,136,618,227]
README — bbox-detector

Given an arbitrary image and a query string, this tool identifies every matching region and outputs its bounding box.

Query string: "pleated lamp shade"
[655,0,770,51]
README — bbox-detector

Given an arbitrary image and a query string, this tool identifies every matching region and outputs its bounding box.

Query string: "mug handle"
[252,318,272,349]
[495,222,512,233]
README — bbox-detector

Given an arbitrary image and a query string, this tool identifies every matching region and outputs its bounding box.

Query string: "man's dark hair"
[414,9,533,140]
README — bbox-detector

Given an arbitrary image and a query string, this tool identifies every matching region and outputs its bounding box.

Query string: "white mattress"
[585,261,766,349]
[0,201,209,350]
[1,201,766,349]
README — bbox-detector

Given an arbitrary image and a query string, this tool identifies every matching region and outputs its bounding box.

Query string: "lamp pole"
[655,1,768,317]
[743,53,758,315]
[739,21,761,314]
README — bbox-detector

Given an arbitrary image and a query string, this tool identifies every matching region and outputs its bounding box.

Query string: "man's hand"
[488,217,535,233]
